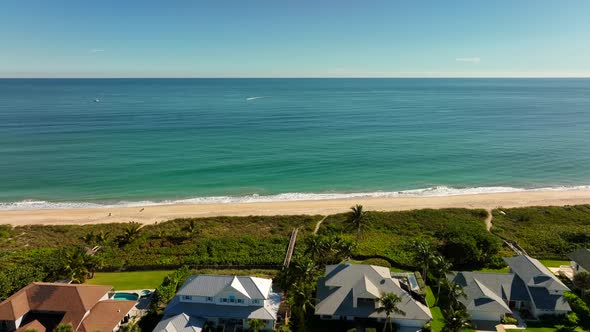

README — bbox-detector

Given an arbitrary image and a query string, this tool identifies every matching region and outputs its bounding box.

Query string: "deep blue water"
[1,78,589,208]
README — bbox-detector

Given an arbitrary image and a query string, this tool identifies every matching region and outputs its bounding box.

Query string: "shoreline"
[2,188,590,226]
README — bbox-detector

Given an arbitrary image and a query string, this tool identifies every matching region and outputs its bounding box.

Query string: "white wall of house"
[179,294,264,307]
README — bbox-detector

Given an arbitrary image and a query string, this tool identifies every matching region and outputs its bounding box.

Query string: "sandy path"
[1,189,590,226]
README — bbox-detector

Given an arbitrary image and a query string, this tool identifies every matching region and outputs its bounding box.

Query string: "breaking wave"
[1,185,589,211]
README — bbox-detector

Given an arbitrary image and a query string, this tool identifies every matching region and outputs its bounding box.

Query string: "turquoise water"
[1,78,589,209]
[113,292,139,301]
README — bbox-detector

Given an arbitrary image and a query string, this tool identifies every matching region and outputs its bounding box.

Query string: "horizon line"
[1,76,590,79]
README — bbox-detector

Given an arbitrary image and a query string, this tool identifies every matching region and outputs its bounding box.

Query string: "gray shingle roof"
[528,288,571,311]
[568,248,590,272]
[504,256,570,292]
[176,275,271,300]
[153,313,204,332]
[315,264,432,321]
[449,272,529,313]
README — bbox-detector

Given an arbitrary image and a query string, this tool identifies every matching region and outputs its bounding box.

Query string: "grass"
[492,205,590,259]
[87,270,173,290]
[507,328,585,332]
[426,286,445,332]
[539,259,570,268]
[87,268,280,290]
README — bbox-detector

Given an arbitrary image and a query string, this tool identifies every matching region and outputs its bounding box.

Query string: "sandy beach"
[2,189,590,226]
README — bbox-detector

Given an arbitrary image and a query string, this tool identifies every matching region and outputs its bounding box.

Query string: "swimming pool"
[113,292,139,301]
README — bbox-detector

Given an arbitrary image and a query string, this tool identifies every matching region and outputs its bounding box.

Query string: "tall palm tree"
[431,255,452,305]
[446,281,467,311]
[247,318,265,332]
[348,204,367,243]
[412,240,435,281]
[442,308,472,332]
[376,293,406,332]
[287,282,316,332]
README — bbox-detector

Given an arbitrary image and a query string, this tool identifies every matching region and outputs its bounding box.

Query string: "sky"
[1,0,589,78]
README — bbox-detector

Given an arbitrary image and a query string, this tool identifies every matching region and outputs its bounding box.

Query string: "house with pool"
[160,274,280,331]
[0,282,137,332]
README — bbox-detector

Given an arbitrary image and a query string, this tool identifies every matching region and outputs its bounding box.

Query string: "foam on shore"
[1,185,589,211]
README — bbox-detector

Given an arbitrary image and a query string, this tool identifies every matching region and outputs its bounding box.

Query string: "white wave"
[246,96,265,101]
[1,185,589,211]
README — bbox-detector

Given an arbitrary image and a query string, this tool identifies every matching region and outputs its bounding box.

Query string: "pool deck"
[112,289,154,314]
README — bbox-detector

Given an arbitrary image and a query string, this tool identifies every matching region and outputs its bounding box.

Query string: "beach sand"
[2,189,590,226]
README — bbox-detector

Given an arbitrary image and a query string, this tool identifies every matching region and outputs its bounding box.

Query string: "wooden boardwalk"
[282,228,299,268]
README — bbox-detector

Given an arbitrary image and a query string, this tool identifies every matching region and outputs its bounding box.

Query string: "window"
[230,298,235,303]
[237,299,243,303]
[183,295,191,300]
[207,297,213,302]
[252,299,259,304]
[222,298,228,303]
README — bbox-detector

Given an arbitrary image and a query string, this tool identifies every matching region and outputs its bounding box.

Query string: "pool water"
[113,293,139,301]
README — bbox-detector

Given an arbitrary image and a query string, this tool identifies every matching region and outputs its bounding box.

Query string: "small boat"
[94,98,100,103]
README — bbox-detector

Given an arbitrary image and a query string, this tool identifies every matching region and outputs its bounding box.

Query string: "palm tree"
[185,220,197,236]
[431,255,452,305]
[287,282,316,332]
[247,318,265,332]
[376,293,406,332]
[412,240,435,281]
[442,308,472,332]
[61,247,90,283]
[446,281,467,311]
[304,235,324,261]
[348,204,367,243]
[120,222,141,245]
[95,230,110,244]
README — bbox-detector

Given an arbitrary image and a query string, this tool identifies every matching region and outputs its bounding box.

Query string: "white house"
[161,275,280,331]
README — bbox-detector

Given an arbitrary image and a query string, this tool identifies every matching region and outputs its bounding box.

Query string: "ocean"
[1,78,589,209]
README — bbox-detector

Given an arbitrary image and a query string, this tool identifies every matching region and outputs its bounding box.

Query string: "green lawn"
[539,259,570,268]
[507,328,555,332]
[86,270,173,290]
[426,286,445,332]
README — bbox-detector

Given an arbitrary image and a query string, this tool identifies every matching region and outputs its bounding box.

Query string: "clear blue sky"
[1,0,589,78]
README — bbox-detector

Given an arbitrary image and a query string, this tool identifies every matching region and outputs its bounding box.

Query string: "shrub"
[421,322,432,332]
[501,316,518,324]
[362,258,392,268]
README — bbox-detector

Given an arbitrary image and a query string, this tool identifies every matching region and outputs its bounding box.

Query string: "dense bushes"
[0,215,319,300]
[564,291,590,329]
[0,215,318,270]
[492,205,590,259]
[318,208,499,269]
